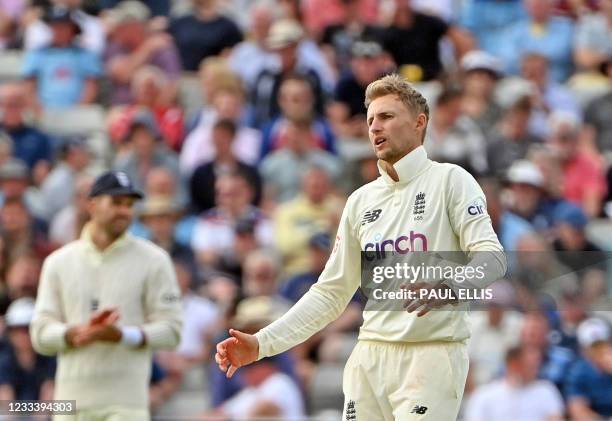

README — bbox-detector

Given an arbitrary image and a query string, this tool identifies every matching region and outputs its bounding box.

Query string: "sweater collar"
[80,222,131,256]
[377,145,431,185]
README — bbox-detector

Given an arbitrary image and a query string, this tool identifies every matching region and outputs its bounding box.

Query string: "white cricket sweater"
[30,226,183,409]
[255,146,506,359]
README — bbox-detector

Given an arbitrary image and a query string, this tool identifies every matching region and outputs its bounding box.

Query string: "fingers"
[227,364,238,379]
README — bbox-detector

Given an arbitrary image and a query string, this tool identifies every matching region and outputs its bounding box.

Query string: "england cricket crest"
[345,400,356,420]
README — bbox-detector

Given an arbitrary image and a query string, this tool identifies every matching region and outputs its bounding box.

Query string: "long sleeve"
[141,252,183,349]
[446,167,507,288]
[255,197,361,358]
[30,255,69,356]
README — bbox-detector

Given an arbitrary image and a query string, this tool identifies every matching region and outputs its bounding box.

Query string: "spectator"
[4,253,41,302]
[22,7,101,108]
[104,0,181,106]
[480,178,533,253]
[468,282,524,386]
[109,66,186,152]
[169,0,243,72]
[573,0,612,72]
[227,4,275,90]
[250,19,327,128]
[319,0,384,73]
[327,40,387,139]
[520,53,581,139]
[38,137,90,222]
[142,167,197,247]
[519,312,576,393]
[547,112,605,216]
[379,0,473,82]
[500,0,574,82]
[229,4,335,93]
[191,172,273,267]
[113,111,185,206]
[551,203,607,278]
[465,345,564,421]
[189,119,262,214]
[0,298,55,401]
[566,318,612,418]
[274,167,343,274]
[260,74,336,159]
[582,59,612,154]
[303,0,378,40]
[460,50,504,135]
[30,170,183,420]
[424,87,488,176]
[49,174,93,245]
[260,120,342,203]
[459,0,526,58]
[180,84,262,175]
[24,0,106,54]
[137,195,196,275]
[0,198,50,262]
[0,83,53,171]
[486,97,541,178]
[154,260,220,414]
[207,296,302,419]
[0,0,26,49]
[0,159,42,218]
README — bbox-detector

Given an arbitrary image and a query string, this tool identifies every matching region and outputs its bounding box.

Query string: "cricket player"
[30,171,183,421]
[215,74,506,420]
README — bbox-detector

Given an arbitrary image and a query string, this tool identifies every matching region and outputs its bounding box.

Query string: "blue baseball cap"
[89,171,144,199]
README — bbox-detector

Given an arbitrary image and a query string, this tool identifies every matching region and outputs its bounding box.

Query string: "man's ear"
[416,113,428,131]
[416,113,428,144]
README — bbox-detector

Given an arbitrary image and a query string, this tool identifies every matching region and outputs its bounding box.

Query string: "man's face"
[352,56,382,86]
[88,195,136,237]
[0,87,26,127]
[50,21,77,47]
[525,0,552,21]
[367,94,425,165]
[302,169,329,203]
[510,183,541,217]
[143,213,174,243]
[279,79,313,123]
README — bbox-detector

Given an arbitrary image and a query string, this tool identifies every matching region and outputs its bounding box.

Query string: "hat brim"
[90,187,144,199]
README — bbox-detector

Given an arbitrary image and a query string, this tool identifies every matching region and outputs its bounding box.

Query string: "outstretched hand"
[215,329,259,378]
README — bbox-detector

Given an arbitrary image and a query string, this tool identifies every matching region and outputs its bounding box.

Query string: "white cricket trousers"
[342,340,468,421]
[53,407,149,421]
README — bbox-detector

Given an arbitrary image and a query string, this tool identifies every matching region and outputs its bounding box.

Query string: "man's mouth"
[374,137,386,146]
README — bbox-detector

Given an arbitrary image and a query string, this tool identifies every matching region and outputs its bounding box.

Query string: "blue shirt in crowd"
[500,16,574,82]
[1,124,54,169]
[22,45,102,108]
[565,357,612,416]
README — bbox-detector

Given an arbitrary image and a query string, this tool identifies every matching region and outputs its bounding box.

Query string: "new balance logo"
[361,209,382,225]
[345,400,356,420]
[410,405,428,415]
[413,192,426,215]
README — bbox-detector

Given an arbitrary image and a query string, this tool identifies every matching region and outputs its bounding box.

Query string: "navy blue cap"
[89,171,144,199]
[45,7,82,34]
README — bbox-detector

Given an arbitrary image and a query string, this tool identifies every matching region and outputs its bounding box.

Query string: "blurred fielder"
[31,171,182,421]
[215,74,506,420]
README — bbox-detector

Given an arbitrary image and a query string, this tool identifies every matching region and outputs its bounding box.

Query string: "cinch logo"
[364,231,428,261]
[467,198,486,216]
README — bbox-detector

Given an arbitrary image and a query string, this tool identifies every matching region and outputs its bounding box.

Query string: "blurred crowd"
[0,0,611,419]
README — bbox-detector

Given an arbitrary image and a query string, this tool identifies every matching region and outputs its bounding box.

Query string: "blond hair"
[364,74,430,119]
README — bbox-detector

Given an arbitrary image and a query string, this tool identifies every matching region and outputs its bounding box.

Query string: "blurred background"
[0,0,611,419]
